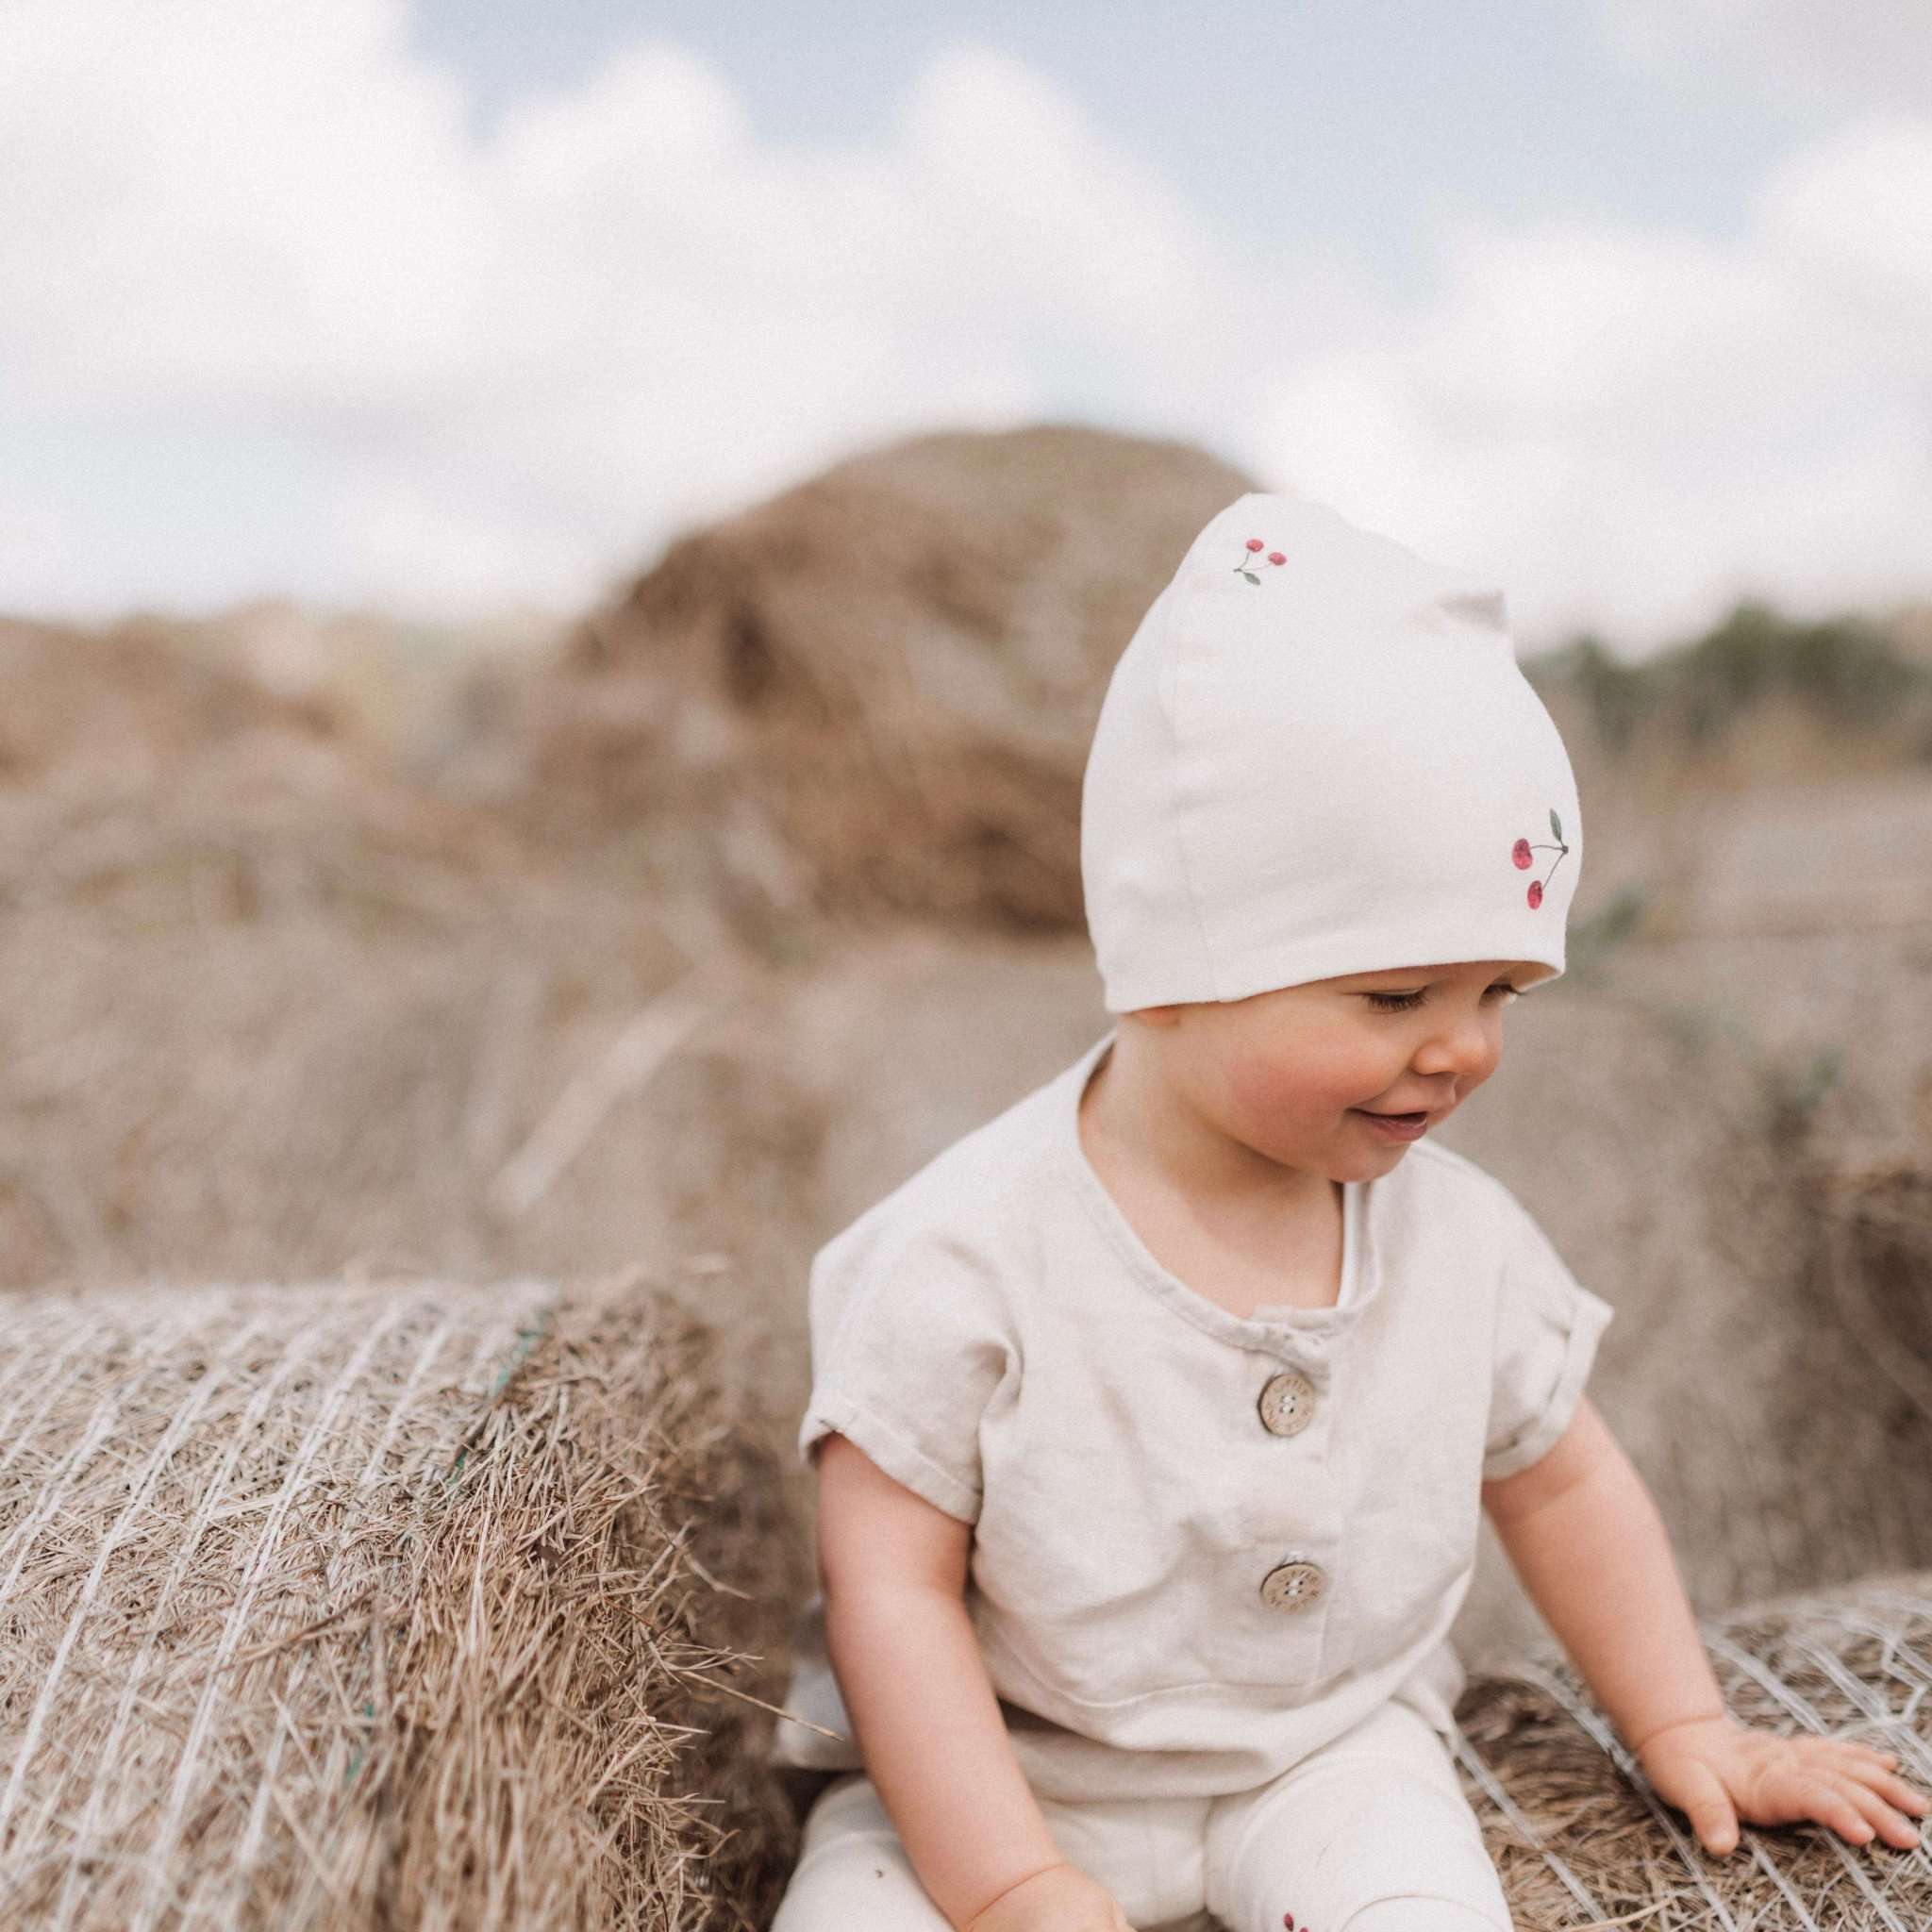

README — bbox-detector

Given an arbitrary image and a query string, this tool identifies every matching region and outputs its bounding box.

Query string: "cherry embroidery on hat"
[1235,537,1287,584]
[1512,808,1571,908]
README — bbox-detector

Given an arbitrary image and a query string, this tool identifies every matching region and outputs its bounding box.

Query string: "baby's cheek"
[1225,1054,1351,1126]
[1223,1066,1300,1137]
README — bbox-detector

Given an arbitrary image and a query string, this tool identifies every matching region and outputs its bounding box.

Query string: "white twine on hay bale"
[1453,1570,1932,1929]
[0,1268,784,1931]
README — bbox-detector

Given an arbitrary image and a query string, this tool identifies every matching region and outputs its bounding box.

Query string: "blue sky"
[411,0,1819,294]
[2,0,1927,654]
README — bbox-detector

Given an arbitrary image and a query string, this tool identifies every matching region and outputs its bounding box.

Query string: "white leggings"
[771,1698,1513,1932]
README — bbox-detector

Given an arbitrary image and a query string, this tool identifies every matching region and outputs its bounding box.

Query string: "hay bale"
[1455,1569,1932,1926]
[0,1268,804,1931]
[523,423,1258,931]
[0,617,525,933]
[0,616,336,788]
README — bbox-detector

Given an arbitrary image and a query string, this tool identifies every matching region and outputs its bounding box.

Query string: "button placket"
[1253,1357,1331,1633]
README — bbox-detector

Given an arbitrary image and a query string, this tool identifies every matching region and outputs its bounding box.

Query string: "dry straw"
[1457,1569,1932,1929]
[0,1268,797,1931]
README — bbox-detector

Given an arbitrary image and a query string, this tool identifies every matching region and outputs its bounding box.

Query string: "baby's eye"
[1361,984,1523,1013]
[1362,991,1425,1012]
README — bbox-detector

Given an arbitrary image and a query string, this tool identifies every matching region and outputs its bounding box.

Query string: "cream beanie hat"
[1080,490,1583,1013]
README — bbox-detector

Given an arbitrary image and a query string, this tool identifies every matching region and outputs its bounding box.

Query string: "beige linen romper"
[769,1026,1615,1930]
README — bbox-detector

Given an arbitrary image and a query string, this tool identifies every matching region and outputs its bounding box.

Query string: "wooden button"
[1257,1369,1316,1437]
[1259,1559,1326,1612]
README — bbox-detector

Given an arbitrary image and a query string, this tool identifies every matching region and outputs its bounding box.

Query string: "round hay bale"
[1455,1569,1932,1927]
[0,1267,805,1931]
[523,423,1258,932]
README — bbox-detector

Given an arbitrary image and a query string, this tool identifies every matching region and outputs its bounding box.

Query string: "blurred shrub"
[1564,880,1651,974]
[1534,630,1655,752]
[1531,599,1931,756]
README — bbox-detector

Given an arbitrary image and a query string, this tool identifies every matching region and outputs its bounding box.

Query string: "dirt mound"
[523,422,1257,932]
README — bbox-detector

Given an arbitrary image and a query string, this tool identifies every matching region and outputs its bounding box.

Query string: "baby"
[764,491,1928,1932]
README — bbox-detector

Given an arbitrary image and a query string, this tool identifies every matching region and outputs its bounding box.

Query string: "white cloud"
[0,0,489,412]
[3,4,1298,617]
[332,474,600,612]
[1260,114,1932,647]
[1598,0,1932,114]
[0,489,78,612]
[0,0,1926,652]
[1759,119,1932,323]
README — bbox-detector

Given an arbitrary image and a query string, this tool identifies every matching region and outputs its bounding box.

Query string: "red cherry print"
[1233,537,1280,583]
[1282,1915,1295,1929]
[1512,809,1570,908]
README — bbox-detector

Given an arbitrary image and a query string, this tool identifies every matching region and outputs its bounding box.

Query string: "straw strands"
[0,1269,792,1931]
[1457,1571,1932,1929]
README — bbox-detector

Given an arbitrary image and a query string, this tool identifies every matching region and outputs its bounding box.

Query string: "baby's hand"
[958,1858,1135,1932]
[1636,1713,1930,1858]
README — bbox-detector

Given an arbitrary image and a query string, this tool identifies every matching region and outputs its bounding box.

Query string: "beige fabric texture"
[770,1025,1615,1803]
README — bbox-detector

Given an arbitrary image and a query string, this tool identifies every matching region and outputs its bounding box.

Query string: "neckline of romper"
[1053,1025,1379,1358]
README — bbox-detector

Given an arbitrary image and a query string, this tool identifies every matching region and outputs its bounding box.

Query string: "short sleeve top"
[768,1025,1615,1802]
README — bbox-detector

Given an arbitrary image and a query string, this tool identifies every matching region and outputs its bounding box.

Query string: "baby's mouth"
[1351,1107,1433,1137]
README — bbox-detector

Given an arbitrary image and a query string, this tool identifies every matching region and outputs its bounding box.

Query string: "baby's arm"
[1482,1395,1928,1857]
[814,1431,1131,1930]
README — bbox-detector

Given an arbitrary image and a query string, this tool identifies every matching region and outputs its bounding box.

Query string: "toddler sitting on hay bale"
[763,491,1928,1932]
